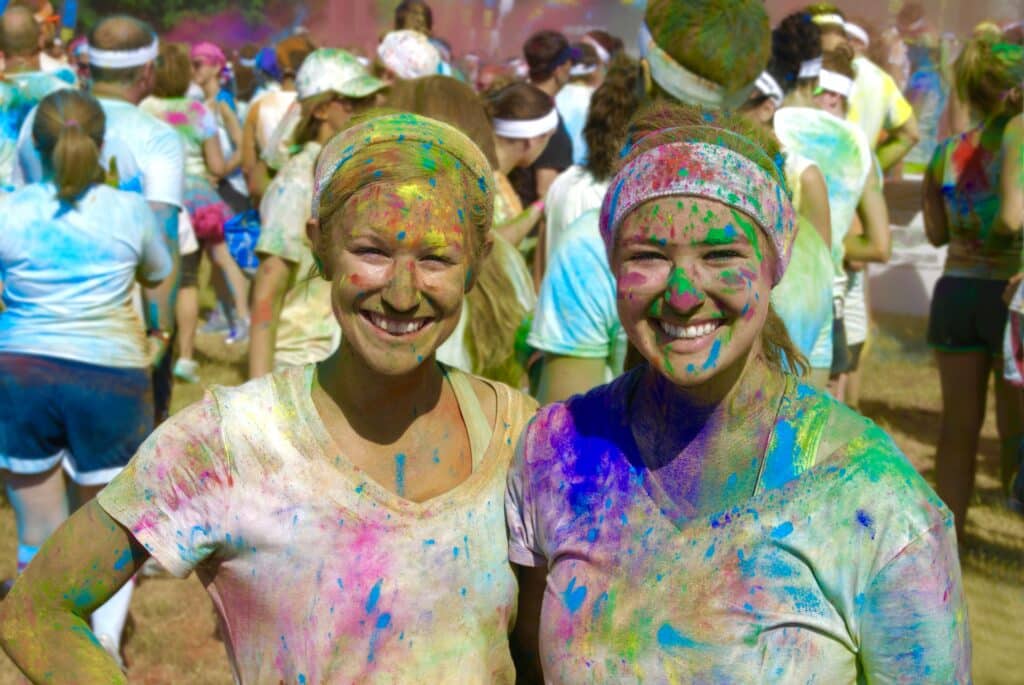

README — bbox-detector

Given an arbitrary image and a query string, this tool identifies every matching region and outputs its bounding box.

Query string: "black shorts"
[847,343,865,372]
[831,310,850,376]
[180,250,201,289]
[927,275,1008,355]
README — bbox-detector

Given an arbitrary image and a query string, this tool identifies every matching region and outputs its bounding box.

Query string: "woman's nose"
[664,266,704,313]
[381,260,421,312]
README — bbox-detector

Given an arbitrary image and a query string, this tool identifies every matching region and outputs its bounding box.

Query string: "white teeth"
[658,320,719,340]
[367,312,429,335]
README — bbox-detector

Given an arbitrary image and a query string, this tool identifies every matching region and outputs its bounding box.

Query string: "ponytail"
[32,89,106,206]
[52,120,104,204]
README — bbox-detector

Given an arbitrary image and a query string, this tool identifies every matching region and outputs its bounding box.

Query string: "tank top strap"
[754,376,832,494]
[443,365,494,470]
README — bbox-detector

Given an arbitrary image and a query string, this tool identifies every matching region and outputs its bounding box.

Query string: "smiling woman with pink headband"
[507,103,969,683]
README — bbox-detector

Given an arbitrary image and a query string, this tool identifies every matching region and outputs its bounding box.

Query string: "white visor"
[493,108,558,139]
[755,71,784,106]
[88,38,159,69]
[844,23,870,45]
[818,69,854,97]
[812,13,845,28]
[569,63,598,77]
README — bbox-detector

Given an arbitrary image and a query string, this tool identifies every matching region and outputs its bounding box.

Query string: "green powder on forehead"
[730,209,762,263]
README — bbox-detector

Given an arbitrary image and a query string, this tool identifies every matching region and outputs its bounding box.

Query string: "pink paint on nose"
[664,267,703,312]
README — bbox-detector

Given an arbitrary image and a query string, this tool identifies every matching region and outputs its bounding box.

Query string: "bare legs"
[934,350,1024,541]
[207,242,250,325]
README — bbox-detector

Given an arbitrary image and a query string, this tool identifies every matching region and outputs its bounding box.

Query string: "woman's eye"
[353,247,389,258]
[628,250,668,263]
[421,254,454,265]
[705,249,744,261]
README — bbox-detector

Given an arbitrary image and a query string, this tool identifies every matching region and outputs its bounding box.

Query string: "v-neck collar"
[292,365,504,516]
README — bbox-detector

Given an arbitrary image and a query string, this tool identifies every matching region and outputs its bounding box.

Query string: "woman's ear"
[306,218,331,280]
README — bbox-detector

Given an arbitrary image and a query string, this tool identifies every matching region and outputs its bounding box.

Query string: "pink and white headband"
[492,108,558,139]
[599,140,795,284]
[638,22,755,109]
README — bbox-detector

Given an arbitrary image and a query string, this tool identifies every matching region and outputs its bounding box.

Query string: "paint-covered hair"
[772,12,822,91]
[32,89,107,206]
[584,52,642,181]
[644,0,770,93]
[954,37,1024,116]
[152,41,192,98]
[619,103,807,376]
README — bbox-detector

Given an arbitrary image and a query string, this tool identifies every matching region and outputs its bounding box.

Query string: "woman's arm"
[495,201,544,249]
[511,563,547,685]
[0,500,149,684]
[994,114,1023,236]
[202,135,228,181]
[536,354,608,404]
[922,160,950,247]
[216,100,244,176]
[248,254,296,378]
[844,167,892,263]
[799,165,832,247]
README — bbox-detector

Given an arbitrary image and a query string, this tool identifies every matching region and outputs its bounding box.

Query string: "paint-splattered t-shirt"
[0,182,171,368]
[543,165,608,267]
[0,68,75,187]
[98,364,537,684]
[555,83,595,167]
[255,141,341,369]
[848,56,914,150]
[528,209,626,381]
[140,96,219,180]
[507,369,970,683]
[929,114,1021,281]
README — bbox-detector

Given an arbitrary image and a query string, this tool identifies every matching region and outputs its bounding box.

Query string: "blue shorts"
[0,353,153,485]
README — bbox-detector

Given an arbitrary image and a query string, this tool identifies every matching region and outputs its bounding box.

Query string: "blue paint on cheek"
[562,577,588,614]
[705,543,715,559]
[770,521,794,539]
[365,579,383,613]
[397,231,406,240]
[701,339,722,371]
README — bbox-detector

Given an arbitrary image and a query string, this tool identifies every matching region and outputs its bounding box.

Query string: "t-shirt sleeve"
[505,418,547,567]
[141,126,185,208]
[133,194,173,283]
[96,393,235,578]
[191,101,219,141]
[533,118,573,173]
[14,107,43,185]
[883,75,914,132]
[255,173,309,264]
[856,520,971,683]
[528,228,617,359]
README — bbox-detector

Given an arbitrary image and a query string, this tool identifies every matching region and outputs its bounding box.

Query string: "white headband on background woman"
[844,22,870,46]
[755,71,784,106]
[492,108,558,139]
[818,69,854,97]
[581,35,611,64]
[798,57,822,79]
[87,37,159,69]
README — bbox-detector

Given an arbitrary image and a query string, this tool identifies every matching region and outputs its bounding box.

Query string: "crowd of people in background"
[0,0,1020,681]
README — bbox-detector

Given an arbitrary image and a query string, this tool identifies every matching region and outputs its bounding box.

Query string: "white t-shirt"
[98,364,536,684]
[554,83,594,166]
[528,209,626,381]
[0,183,171,368]
[543,165,608,267]
[16,97,185,209]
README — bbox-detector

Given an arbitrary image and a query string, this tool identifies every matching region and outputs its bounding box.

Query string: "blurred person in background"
[0,89,172,666]
[141,42,250,384]
[924,36,1024,541]
[555,41,601,167]
[376,29,442,82]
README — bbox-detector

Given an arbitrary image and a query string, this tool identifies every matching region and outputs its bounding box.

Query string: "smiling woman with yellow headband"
[0,112,537,684]
[507,104,969,683]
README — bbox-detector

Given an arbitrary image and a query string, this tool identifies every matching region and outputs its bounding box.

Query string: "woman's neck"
[782,85,815,109]
[316,341,446,439]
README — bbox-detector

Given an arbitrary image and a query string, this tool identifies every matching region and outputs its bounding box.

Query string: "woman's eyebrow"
[703,223,745,246]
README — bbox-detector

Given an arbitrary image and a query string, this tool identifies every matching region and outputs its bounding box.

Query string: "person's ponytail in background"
[32,89,106,205]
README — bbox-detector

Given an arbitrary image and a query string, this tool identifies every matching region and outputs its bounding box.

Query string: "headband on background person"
[570,63,598,77]
[817,69,854,97]
[754,71,784,106]
[637,22,756,109]
[844,22,870,45]
[599,140,796,285]
[492,108,558,139]
[581,35,611,64]
[311,112,493,227]
[87,37,158,69]
[811,13,845,28]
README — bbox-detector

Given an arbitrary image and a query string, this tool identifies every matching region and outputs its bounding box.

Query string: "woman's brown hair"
[153,42,192,98]
[483,81,553,129]
[584,52,641,181]
[619,102,808,376]
[32,89,106,205]
[821,43,856,81]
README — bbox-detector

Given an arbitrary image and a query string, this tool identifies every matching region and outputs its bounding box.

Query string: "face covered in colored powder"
[321,176,478,376]
[612,196,774,387]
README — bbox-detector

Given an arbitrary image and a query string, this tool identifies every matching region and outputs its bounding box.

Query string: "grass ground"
[1,315,1022,683]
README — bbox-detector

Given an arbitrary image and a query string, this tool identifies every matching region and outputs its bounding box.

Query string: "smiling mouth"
[655,319,724,341]
[361,311,434,336]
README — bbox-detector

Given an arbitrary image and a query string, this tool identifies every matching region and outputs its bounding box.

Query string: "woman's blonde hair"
[620,103,808,376]
[32,89,106,205]
[955,37,1024,116]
